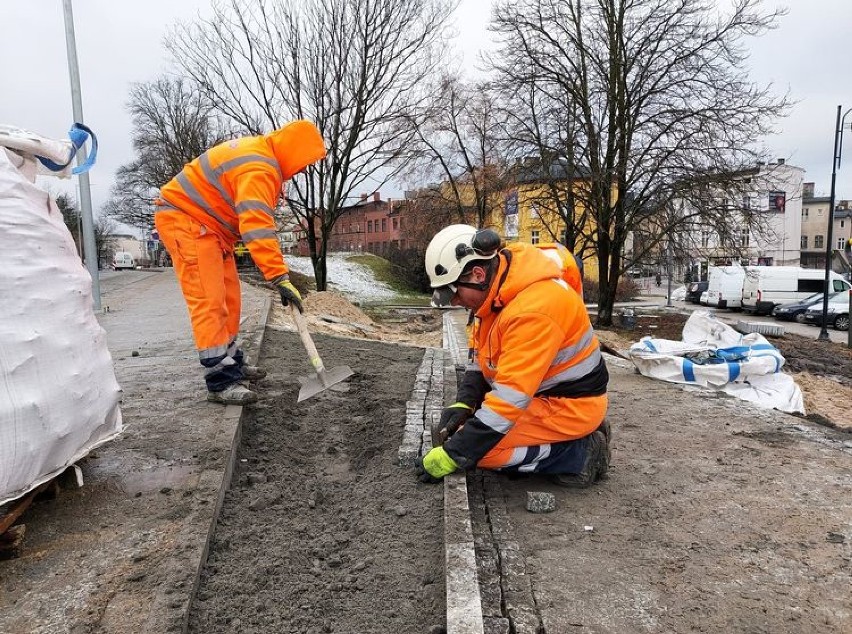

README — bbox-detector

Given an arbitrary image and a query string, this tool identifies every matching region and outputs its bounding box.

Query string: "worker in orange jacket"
[155,120,326,405]
[417,225,609,487]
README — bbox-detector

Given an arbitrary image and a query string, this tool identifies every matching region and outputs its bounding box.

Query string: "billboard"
[768,191,786,213]
[504,190,519,238]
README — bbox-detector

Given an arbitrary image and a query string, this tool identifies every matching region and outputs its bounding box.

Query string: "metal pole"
[666,239,672,307]
[818,106,842,341]
[62,0,101,310]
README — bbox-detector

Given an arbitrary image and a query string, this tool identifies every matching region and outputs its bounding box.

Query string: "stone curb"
[441,311,486,634]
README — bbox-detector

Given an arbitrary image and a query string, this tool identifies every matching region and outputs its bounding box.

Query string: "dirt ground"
[595,310,852,431]
[493,362,852,633]
[187,329,445,634]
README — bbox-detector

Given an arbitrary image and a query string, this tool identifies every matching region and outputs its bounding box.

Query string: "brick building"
[299,192,408,256]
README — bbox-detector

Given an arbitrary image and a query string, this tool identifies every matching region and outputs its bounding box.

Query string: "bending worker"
[155,120,326,405]
[417,225,610,487]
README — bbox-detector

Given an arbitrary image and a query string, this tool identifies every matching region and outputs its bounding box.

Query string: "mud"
[186,329,445,634]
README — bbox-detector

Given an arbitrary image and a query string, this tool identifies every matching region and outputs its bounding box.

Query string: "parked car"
[685,280,708,304]
[803,292,850,331]
[705,265,746,309]
[772,292,829,323]
[741,266,851,315]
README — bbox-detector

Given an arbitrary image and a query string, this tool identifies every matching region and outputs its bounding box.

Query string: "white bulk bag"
[628,311,804,414]
[0,132,121,506]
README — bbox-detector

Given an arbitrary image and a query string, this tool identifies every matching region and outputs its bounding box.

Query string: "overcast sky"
[1,0,850,219]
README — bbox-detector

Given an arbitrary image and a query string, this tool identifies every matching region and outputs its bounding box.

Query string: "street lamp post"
[62,0,101,310]
[818,105,852,341]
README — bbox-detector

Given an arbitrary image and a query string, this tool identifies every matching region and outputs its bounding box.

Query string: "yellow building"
[485,170,601,282]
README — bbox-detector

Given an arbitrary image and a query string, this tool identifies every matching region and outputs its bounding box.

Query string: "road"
[627,277,849,345]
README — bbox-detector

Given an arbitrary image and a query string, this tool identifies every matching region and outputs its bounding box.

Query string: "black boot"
[551,431,605,488]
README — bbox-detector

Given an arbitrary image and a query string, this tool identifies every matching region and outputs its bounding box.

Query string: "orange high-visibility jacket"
[157,120,326,281]
[446,242,607,468]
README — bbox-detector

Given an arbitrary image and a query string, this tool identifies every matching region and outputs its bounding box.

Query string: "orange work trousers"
[154,211,243,390]
[477,393,608,471]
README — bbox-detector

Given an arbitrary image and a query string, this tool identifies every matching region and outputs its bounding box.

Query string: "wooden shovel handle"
[290,304,325,374]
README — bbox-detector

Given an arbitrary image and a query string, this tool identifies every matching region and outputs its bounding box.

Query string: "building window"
[381,218,387,232]
[801,235,808,249]
[839,237,846,250]
[701,230,711,248]
[530,204,539,219]
[803,208,808,217]
[392,217,398,230]
[367,220,373,233]
[560,228,568,244]
[841,220,845,228]
[738,228,749,247]
[815,235,824,249]
[531,230,540,245]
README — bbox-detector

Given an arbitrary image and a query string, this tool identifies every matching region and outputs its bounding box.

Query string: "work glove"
[415,446,459,484]
[273,275,304,313]
[433,402,473,446]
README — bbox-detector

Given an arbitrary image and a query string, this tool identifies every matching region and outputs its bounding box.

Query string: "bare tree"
[103,77,225,231]
[402,74,511,229]
[56,192,118,268]
[167,0,456,289]
[490,0,789,324]
[94,216,119,269]
[495,78,595,257]
[55,192,83,256]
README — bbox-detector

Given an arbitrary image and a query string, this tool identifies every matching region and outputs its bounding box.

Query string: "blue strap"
[35,123,98,175]
[727,362,741,382]
[682,358,696,382]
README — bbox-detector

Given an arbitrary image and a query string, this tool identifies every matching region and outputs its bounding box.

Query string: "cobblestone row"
[398,347,447,466]
[470,474,544,634]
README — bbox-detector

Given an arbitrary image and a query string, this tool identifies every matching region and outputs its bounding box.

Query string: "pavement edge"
[442,311,486,634]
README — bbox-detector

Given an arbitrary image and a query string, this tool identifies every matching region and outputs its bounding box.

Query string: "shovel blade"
[297,365,354,402]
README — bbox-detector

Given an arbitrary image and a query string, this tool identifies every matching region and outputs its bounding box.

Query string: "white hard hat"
[425,224,500,305]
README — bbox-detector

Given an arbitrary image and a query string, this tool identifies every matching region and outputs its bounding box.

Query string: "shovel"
[289,305,354,402]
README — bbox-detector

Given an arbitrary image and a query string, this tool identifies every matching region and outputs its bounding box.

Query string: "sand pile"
[267,290,442,348]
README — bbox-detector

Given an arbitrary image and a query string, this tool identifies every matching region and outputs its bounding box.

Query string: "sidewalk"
[0,270,270,634]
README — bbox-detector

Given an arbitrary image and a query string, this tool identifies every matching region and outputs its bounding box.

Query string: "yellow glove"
[273,275,303,313]
[416,446,459,483]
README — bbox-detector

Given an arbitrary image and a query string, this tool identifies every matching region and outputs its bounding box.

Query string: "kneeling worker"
[417,225,610,487]
[155,120,326,405]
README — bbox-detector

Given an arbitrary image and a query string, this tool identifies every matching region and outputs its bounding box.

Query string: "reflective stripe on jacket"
[157,120,325,281]
[444,242,607,468]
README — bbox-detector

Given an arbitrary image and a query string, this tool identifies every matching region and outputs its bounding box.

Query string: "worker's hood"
[266,120,327,180]
[476,243,562,317]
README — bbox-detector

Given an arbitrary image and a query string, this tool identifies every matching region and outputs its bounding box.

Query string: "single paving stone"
[525,491,556,513]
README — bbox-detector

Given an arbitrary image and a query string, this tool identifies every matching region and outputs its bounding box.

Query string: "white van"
[113,251,136,270]
[704,265,746,309]
[741,266,851,315]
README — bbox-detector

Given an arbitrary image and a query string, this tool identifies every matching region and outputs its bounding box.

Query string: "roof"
[514,159,590,184]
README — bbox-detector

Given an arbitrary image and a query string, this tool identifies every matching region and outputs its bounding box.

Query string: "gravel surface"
[187,328,445,633]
